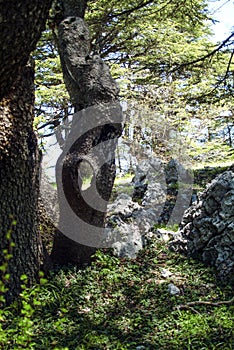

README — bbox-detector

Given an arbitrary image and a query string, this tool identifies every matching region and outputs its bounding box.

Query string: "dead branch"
[174,296,234,311]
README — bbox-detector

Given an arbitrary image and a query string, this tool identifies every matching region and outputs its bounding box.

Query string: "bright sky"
[209,0,234,41]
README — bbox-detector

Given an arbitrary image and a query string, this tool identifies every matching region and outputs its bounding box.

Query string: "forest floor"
[1,237,233,349]
[1,157,234,349]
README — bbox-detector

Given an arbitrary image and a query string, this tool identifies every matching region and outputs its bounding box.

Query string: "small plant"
[0,218,16,305]
[0,220,48,350]
[0,238,233,349]
[0,272,48,349]
[153,222,179,232]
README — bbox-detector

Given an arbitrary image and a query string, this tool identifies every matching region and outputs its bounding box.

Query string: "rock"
[106,194,144,258]
[107,193,140,219]
[165,159,179,183]
[132,182,148,202]
[142,183,166,207]
[161,268,173,278]
[132,156,193,225]
[155,228,178,242]
[168,283,180,295]
[132,156,166,204]
[133,208,161,232]
[106,156,193,259]
[174,171,234,285]
[110,220,144,259]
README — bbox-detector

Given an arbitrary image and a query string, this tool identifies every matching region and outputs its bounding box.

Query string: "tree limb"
[174,296,234,312]
[171,32,234,72]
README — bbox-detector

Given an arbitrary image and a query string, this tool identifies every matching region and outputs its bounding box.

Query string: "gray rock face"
[106,163,234,286]
[106,194,144,258]
[106,156,193,258]
[178,171,234,285]
[132,157,166,205]
[106,157,166,258]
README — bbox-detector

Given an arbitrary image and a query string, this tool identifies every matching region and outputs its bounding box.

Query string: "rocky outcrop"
[132,158,193,224]
[106,156,193,258]
[106,162,234,286]
[106,193,145,258]
[176,171,234,285]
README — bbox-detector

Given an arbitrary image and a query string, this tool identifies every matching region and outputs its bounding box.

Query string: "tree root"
[174,296,234,313]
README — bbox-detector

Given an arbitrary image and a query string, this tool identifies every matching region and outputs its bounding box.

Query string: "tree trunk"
[0,1,52,304]
[0,1,52,100]
[0,62,42,304]
[50,0,122,265]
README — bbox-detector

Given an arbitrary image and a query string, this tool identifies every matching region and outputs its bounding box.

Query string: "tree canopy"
[35,0,234,158]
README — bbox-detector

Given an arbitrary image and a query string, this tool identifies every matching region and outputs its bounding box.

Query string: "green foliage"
[0,220,47,349]
[0,219,16,305]
[0,240,233,349]
[0,272,47,349]
[189,140,234,167]
[34,0,234,161]
[85,0,234,110]
[33,28,71,137]
[153,222,179,232]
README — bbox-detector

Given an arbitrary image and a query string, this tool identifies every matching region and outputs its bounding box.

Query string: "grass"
[1,238,233,350]
[114,173,134,186]
[1,160,233,349]
[192,160,234,170]
[111,174,134,200]
[189,141,234,169]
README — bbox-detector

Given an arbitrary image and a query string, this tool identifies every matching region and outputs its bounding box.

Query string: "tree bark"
[0,1,52,100]
[50,0,122,265]
[0,62,42,304]
[0,1,52,303]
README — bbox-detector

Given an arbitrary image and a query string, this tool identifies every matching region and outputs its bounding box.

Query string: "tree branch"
[109,0,154,18]
[171,32,234,72]
[174,296,234,312]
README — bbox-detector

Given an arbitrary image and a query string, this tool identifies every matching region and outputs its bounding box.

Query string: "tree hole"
[78,160,94,191]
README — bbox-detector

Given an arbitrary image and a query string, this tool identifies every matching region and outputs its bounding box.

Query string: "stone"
[168,283,180,295]
[108,193,140,219]
[110,219,144,259]
[106,156,193,259]
[173,171,234,285]
[132,182,148,202]
[161,268,173,278]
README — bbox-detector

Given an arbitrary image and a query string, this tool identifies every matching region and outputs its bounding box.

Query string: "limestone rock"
[106,156,193,259]
[177,171,234,285]
[168,283,180,295]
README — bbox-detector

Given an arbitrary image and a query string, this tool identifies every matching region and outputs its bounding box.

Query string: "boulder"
[176,171,234,285]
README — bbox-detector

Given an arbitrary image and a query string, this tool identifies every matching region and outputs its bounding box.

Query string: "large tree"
[0,0,122,302]
[36,0,232,153]
[49,0,122,265]
[0,1,52,303]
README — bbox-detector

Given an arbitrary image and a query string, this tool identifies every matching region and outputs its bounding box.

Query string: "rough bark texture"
[62,0,87,18]
[57,17,119,109]
[0,1,52,303]
[0,1,52,100]
[0,62,42,304]
[50,0,122,265]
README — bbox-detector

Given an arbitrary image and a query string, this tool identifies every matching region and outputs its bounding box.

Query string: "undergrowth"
[0,239,233,349]
[189,141,234,168]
